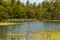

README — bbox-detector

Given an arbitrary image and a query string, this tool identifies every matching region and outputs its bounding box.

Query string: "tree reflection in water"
[0,26,8,40]
[0,25,16,40]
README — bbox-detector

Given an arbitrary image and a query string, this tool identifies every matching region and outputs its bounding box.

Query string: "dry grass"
[0,22,20,26]
[4,31,60,40]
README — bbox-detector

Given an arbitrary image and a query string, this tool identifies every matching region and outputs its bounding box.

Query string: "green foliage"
[0,0,60,21]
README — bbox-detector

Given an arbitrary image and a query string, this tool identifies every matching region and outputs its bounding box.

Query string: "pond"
[0,21,60,40]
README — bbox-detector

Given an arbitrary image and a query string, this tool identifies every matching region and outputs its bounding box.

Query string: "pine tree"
[0,0,2,5]
[11,0,15,6]
[26,0,29,6]
[17,0,20,5]
[33,2,36,8]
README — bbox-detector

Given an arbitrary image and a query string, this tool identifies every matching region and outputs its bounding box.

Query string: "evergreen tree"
[26,0,29,6]
[0,0,2,5]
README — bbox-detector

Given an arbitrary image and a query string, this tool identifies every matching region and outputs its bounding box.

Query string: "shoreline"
[0,22,21,26]
[0,19,60,26]
[0,19,38,26]
[42,20,60,22]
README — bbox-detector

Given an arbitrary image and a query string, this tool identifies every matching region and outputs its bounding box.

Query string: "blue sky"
[20,0,44,4]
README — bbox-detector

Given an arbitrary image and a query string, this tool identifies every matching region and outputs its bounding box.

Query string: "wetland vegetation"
[0,0,60,40]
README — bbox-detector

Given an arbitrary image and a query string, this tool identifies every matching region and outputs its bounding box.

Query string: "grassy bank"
[42,20,60,22]
[0,19,60,26]
[0,22,21,26]
[3,30,60,40]
[0,19,38,26]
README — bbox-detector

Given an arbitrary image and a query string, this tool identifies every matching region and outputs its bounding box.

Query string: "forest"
[0,0,60,21]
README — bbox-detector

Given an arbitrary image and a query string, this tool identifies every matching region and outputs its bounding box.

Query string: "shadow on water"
[0,24,20,40]
[0,26,8,40]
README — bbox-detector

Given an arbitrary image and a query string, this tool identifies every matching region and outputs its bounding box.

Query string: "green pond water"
[0,21,60,40]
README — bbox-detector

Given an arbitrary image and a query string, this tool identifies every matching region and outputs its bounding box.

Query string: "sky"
[20,0,44,5]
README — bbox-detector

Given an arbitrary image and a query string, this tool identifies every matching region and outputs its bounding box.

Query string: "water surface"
[0,21,60,40]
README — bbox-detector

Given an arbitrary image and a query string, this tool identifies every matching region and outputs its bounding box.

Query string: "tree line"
[0,0,60,21]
